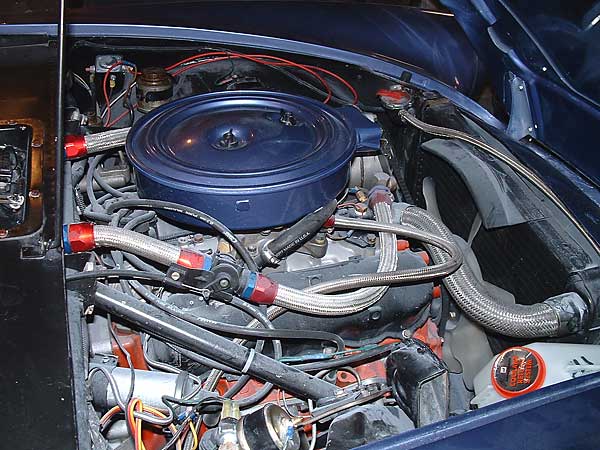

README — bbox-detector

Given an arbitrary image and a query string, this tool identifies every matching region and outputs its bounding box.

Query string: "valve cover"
[126,91,381,230]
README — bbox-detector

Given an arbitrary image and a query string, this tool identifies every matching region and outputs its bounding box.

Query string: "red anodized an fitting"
[177,249,211,270]
[66,222,95,253]
[64,135,87,159]
[323,215,336,228]
[249,274,279,304]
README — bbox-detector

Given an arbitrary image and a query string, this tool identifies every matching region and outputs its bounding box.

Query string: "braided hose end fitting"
[64,135,87,159]
[65,128,131,160]
[544,292,590,336]
[176,249,212,270]
[239,272,279,305]
[368,185,393,208]
[64,222,95,253]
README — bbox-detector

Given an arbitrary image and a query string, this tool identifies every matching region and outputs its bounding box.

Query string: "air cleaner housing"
[126,91,381,230]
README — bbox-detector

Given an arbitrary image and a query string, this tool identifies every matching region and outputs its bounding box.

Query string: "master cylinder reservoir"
[472,343,600,408]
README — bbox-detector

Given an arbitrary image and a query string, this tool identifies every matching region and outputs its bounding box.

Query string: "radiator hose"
[399,206,589,338]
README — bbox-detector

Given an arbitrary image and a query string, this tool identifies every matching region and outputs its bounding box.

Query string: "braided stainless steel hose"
[400,206,588,338]
[65,128,130,159]
[64,223,210,269]
[272,201,397,315]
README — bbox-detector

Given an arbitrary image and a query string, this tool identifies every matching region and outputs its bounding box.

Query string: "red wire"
[102,61,125,127]
[167,52,358,105]
[164,51,224,71]
[102,53,358,129]
[169,52,331,103]
[301,65,358,105]
[105,103,138,128]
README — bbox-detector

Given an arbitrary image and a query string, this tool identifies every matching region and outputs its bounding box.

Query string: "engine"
[62,47,600,450]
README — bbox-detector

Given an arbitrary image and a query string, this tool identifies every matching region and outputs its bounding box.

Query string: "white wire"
[100,82,138,119]
[72,72,93,99]
[308,399,317,450]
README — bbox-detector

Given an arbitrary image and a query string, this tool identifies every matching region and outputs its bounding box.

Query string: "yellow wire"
[188,418,199,450]
[102,398,186,450]
[140,404,182,450]
[100,405,122,426]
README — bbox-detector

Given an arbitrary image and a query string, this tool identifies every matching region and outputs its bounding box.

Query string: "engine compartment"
[62,39,600,450]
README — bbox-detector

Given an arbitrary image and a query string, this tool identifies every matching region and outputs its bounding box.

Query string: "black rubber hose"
[67,269,344,349]
[66,269,168,284]
[168,344,241,374]
[130,285,344,351]
[130,279,274,377]
[256,199,337,268]
[105,199,258,271]
[94,283,339,400]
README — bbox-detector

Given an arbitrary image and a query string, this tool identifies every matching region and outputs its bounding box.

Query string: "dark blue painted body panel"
[66,2,482,96]
[442,0,600,187]
[1,4,599,448]
[358,373,600,449]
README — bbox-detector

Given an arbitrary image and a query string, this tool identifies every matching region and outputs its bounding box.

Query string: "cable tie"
[241,349,256,374]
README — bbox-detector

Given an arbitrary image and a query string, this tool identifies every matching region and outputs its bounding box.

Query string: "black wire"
[157,418,192,450]
[106,314,135,404]
[69,269,343,349]
[293,343,398,372]
[66,269,168,283]
[167,343,242,374]
[159,395,223,450]
[122,63,137,127]
[138,289,345,351]
[105,199,258,271]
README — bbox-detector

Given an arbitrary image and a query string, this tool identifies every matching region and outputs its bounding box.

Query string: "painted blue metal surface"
[358,373,600,449]
[1,6,599,448]
[18,3,481,96]
[127,90,379,230]
[442,0,600,188]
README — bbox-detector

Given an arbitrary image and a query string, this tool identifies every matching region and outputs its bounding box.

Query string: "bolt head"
[314,236,326,245]
[29,189,40,198]
[219,279,230,289]
[170,271,181,281]
[0,229,8,239]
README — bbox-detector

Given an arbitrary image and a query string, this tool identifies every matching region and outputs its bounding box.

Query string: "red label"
[491,347,546,398]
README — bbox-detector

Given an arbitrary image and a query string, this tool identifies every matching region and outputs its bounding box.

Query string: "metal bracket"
[506,72,537,140]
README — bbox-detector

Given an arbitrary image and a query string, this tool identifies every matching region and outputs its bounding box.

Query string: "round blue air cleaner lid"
[126,90,381,230]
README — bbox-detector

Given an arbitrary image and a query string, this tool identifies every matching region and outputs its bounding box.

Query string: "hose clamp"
[259,241,280,266]
[544,292,589,336]
[241,349,256,374]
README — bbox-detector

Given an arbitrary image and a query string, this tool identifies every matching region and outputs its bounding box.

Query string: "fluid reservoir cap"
[491,346,546,398]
